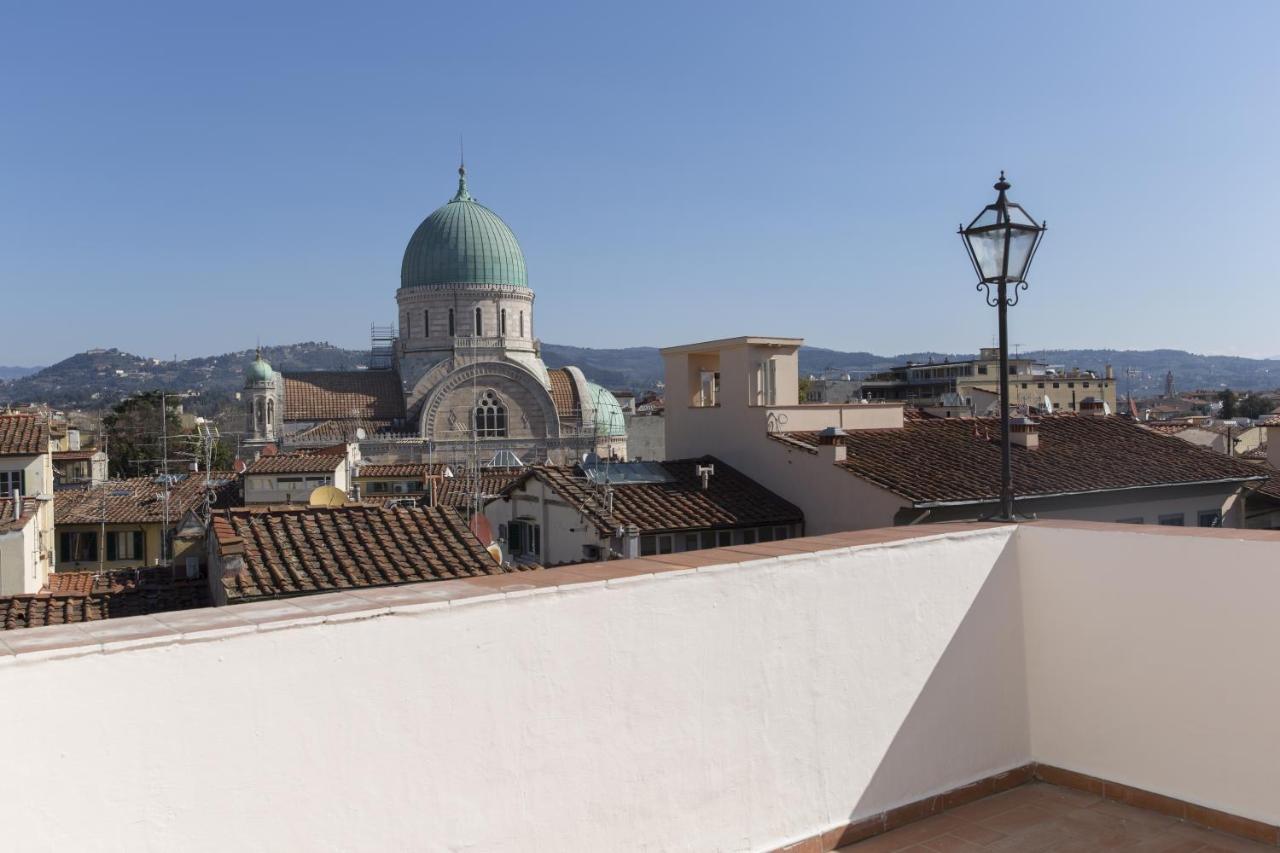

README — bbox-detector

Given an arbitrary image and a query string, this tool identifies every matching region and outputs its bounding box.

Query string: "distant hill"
[3,342,1277,410]
[0,366,42,381]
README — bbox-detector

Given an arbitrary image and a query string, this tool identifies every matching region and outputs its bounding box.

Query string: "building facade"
[241,165,627,469]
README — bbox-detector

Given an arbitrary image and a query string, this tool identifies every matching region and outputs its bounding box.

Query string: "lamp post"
[959,173,1047,521]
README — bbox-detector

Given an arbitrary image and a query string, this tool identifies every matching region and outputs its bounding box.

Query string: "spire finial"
[453,139,472,202]
[995,170,1010,192]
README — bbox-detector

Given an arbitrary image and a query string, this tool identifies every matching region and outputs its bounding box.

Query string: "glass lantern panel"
[967,205,1001,229]
[1005,204,1039,227]
[1005,228,1038,281]
[965,228,1007,280]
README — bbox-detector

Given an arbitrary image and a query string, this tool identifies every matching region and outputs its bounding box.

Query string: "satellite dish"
[470,514,494,545]
[485,543,503,565]
[309,485,347,507]
[1042,395,1053,414]
[233,458,248,475]
[1102,401,1112,416]
[355,428,367,441]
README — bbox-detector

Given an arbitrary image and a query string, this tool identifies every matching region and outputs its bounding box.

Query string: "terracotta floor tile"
[920,834,988,852]
[945,790,1026,823]
[944,820,1007,845]
[975,804,1062,836]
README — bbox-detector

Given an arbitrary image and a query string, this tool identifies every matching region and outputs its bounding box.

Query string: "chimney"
[1009,417,1040,450]
[617,524,641,559]
[1105,365,1115,380]
[816,426,848,463]
[11,489,19,522]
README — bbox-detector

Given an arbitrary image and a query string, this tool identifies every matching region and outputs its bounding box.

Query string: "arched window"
[448,308,455,337]
[500,308,507,336]
[520,311,525,337]
[473,390,508,438]
[423,309,429,337]
[474,306,483,336]
[266,398,275,434]
[255,399,265,432]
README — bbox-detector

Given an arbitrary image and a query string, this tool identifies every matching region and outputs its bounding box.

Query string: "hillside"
[3,342,1277,410]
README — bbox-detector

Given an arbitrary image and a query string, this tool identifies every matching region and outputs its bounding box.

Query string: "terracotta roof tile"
[287,419,395,442]
[0,496,41,535]
[431,468,525,508]
[219,504,526,601]
[547,368,580,422]
[498,457,803,535]
[776,415,1267,506]
[55,472,238,525]
[246,454,345,475]
[0,567,210,631]
[0,415,47,456]
[283,372,405,422]
[356,463,451,478]
[52,449,100,461]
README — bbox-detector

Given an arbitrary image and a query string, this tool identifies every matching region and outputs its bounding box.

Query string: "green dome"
[400,167,528,289]
[244,350,273,383]
[586,382,627,437]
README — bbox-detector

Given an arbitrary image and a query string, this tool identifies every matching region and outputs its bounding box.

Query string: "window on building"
[978,366,989,375]
[107,531,144,562]
[1021,383,1028,389]
[520,311,525,337]
[1067,382,1075,388]
[448,308,455,337]
[716,530,732,547]
[59,531,98,562]
[1083,382,1090,388]
[423,310,429,336]
[741,528,757,545]
[508,519,540,558]
[474,306,483,336]
[1158,513,1185,527]
[774,526,790,540]
[1052,382,1060,389]
[683,533,700,551]
[0,470,24,497]
[500,308,507,336]
[1198,510,1222,528]
[1037,382,1045,389]
[701,531,717,549]
[184,556,200,578]
[473,390,508,438]
[758,527,775,543]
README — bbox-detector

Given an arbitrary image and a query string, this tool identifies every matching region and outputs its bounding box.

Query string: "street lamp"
[959,172,1047,521]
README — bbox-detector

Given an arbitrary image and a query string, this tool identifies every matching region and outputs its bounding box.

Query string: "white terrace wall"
[0,527,1025,853]
[1018,522,1280,827]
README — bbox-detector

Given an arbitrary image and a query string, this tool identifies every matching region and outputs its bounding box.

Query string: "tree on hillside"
[1218,388,1238,420]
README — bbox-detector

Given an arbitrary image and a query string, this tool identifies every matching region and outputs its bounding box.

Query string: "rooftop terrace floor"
[840,782,1273,852]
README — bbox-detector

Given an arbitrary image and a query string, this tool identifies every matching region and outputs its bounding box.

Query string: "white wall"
[1018,524,1280,826]
[0,527,1025,853]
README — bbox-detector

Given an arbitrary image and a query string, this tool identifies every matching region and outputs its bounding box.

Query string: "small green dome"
[401,166,528,289]
[244,350,274,383]
[586,382,627,437]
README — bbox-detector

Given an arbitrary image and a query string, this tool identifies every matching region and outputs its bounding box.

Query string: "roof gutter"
[911,475,1269,509]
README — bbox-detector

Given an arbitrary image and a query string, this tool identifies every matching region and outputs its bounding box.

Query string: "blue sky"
[2,1,1277,364]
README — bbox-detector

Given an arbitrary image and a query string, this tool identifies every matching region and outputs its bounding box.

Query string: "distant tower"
[1164,370,1175,399]
[243,348,281,454]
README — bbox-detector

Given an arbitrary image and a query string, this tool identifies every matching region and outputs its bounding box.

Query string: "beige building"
[662,337,1265,533]
[0,414,54,594]
[243,449,351,505]
[862,347,1118,415]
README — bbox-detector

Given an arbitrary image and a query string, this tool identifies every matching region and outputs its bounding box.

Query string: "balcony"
[0,522,1277,850]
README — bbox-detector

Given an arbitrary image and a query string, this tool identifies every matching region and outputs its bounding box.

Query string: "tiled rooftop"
[776,415,1266,504]
[547,367,580,422]
[282,371,406,421]
[0,413,47,455]
[215,504,528,601]
[0,496,40,534]
[500,457,804,536]
[245,453,344,475]
[355,462,451,478]
[431,467,525,508]
[54,472,238,524]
